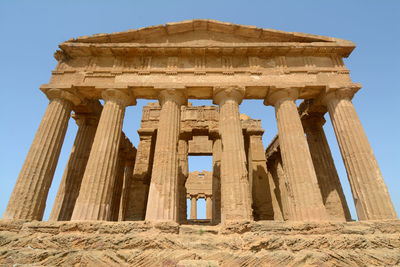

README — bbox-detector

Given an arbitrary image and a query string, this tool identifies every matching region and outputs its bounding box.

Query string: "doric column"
[3,89,79,220]
[206,195,212,219]
[49,113,98,221]
[246,129,274,220]
[302,113,351,221]
[124,131,154,220]
[266,151,289,221]
[118,145,136,221]
[71,89,135,221]
[266,141,290,221]
[264,88,328,221]
[213,86,253,222]
[323,87,397,220]
[275,158,290,220]
[145,89,187,222]
[190,195,197,220]
[109,141,126,221]
[177,138,189,223]
[211,137,222,224]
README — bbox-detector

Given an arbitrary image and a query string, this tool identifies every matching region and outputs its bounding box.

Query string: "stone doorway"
[186,155,213,223]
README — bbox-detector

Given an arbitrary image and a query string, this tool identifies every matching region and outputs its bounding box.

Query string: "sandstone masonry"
[2,19,399,267]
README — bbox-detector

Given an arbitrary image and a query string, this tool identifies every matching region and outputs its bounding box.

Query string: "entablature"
[41,82,361,103]
[52,54,349,78]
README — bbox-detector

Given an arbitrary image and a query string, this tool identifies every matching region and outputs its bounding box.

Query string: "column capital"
[102,89,136,106]
[320,85,361,105]
[264,87,298,107]
[46,88,81,106]
[158,89,187,106]
[301,113,326,129]
[213,86,245,105]
[72,113,99,127]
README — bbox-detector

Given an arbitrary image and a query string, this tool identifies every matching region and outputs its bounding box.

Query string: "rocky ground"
[0,220,399,266]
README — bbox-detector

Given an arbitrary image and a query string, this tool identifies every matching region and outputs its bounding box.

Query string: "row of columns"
[188,194,212,220]
[301,111,351,221]
[3,89,137,221]
[3,85,397,222]
[3,89,80,220]
[264,87,397,221]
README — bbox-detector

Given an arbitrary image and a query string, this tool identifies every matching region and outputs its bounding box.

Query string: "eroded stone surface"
[0,220,399,266]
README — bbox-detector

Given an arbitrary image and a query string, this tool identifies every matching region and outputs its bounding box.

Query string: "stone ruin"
[131,102,270,224]
[1,20,399,266]
[186,170,212,221]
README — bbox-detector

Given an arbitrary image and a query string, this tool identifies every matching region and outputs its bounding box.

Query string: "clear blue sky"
[0,0,399,221]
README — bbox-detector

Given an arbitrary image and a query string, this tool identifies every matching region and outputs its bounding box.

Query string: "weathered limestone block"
[188,135,213,155]
[3,89,79,220]
[49,113,98,221]
[323,88,397,220]
[145,89,187,222]
[265,88,328,221]
[71,89,135,221]
[214,86,253,222]
[124,133,154,220]
[302,113,351,221]
[1,220,400,266]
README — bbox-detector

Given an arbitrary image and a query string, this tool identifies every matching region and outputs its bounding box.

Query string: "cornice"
[58,43,354,58]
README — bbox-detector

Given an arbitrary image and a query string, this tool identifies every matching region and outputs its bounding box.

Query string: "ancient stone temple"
[1,20,399,266]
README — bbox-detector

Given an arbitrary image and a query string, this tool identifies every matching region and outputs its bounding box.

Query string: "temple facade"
[3,20,397,223]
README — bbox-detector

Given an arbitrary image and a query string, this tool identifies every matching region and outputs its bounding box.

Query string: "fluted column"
[211,137,222,224]
[302,113,351,221]
[3,89,79,220]
[118,147,136,221]
[213,86,253,222]
[109,144,126,221]
[266,152,289,221]
[145,89,187,222]
[323,88,397,220]
[178,138,189,223]
[267,153,288,221]
[71,89,135,221]
[276,158,290,220]
[190,195,197,220]
[265,88,328,221]
[206,196,212,219]
[49,113,98,221]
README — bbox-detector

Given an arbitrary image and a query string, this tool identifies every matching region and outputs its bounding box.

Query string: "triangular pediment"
[66,19,352,46]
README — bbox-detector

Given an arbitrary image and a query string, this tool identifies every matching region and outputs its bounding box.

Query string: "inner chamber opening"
[186,156,212,220]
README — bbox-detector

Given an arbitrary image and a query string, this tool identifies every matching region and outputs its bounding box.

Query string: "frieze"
[51,54,348,83]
